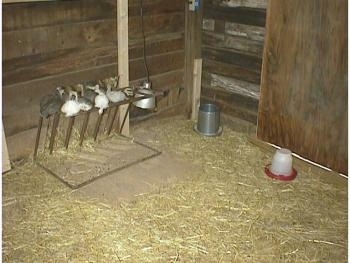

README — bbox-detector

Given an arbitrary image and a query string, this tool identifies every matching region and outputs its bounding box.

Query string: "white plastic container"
[270,148,293,176]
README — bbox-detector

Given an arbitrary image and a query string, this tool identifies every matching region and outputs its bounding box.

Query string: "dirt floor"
[74,150,199,206]
[2,115,348,262]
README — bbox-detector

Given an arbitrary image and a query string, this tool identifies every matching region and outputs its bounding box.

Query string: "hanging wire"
[140,0,150,83]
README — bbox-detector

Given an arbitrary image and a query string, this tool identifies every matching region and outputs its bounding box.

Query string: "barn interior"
[2,0,348,262]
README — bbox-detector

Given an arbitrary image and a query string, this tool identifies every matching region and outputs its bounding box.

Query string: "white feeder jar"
[270,148,293,176]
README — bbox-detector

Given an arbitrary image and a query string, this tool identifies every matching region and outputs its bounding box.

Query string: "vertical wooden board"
[117,0,129,136]
[185,1,203,118]
[257,0,347,174]
[191,58,203,120]
[2,123,11,173]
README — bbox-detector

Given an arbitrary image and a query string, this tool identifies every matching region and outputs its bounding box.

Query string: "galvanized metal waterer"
[133,81,156,109]
[194,103,222,136]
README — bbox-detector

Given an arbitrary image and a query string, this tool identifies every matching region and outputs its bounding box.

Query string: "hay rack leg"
[107,107,119,136]
[49,113,61,154]
[33,116,43,160]
[64,116,75,149]
[79,112,90,146]
[119,103,132,134]
[93,112,104,141]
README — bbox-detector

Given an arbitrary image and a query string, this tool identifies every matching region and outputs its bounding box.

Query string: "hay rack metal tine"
[65,116,75,149]
[33,87,153,159]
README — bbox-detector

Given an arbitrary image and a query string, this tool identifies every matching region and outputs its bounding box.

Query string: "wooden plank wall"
[3,0,185,159]
[201,0,267,124]
[128,0,186,119]
[257,0,348,175]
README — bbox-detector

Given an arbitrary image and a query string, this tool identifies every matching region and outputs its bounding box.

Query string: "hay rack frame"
[33,87,155,159]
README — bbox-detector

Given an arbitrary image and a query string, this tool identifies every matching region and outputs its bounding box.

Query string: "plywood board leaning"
[257,0,347,174]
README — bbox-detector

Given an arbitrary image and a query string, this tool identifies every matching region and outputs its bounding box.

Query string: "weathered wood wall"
[257,0,347,174]
[3,0,185,159]
[201,0,267,124]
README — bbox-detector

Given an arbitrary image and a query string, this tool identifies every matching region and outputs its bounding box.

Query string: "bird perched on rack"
[97,80,108,94]
[81,82,99,105]
[87,85,109,114]
[99,76,119,92]
[101,76,131,102]
[78,94,93,112]
[61,90,81,117]
[39,87,65,118]
[106,81,127,103]
[109,76,119,89]
[71,84,94,112]
[106,87,127,103]
[56,86,71,101]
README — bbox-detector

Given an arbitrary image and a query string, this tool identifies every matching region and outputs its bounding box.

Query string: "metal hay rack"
[33,86,154,160]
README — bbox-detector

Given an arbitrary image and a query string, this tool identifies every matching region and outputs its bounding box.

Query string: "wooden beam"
[117,0,129,136]
[191,58,202,121]
[184,1,203,118]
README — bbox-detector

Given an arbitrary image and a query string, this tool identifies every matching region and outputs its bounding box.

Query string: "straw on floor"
[3,117,347,262]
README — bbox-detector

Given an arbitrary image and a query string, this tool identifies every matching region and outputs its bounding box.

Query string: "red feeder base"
[264,164,298,181]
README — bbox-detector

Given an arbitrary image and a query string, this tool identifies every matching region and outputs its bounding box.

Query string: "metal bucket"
[133,88,156,109]
[195,103,222,136]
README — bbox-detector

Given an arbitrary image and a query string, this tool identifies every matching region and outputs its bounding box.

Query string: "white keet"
[94,89,109,114]
[61,91,81,117]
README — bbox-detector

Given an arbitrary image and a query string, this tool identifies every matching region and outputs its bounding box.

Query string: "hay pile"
[3,117,347,262]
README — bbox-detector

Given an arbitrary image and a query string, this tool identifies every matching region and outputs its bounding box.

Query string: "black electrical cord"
[140,0,150,83]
